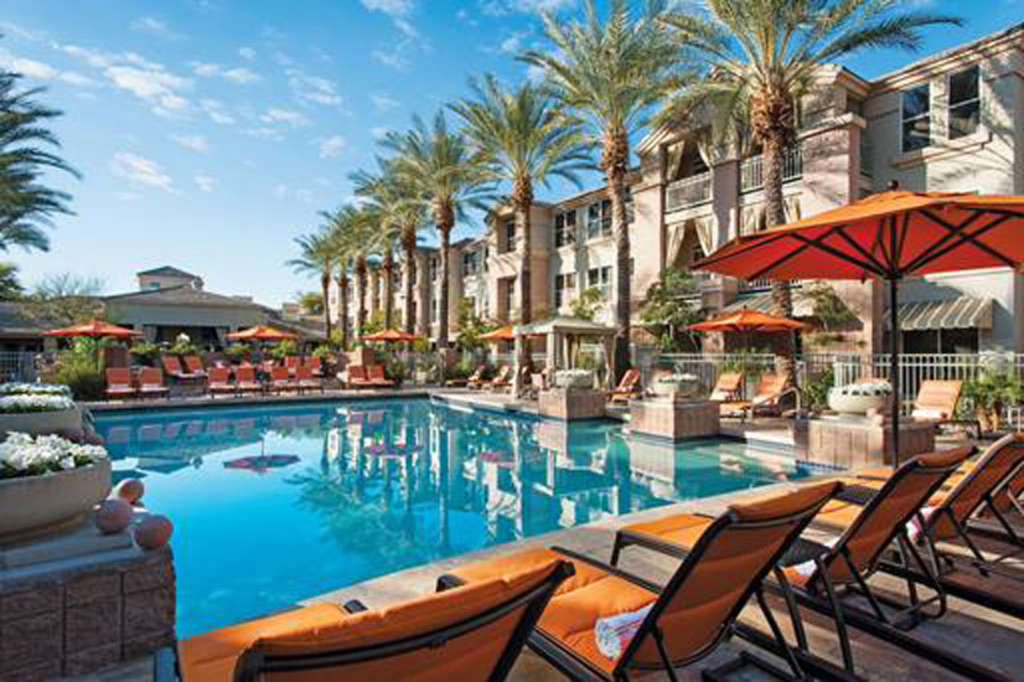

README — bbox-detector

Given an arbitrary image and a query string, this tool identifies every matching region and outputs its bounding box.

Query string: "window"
[430,297,437,323]
[501,219,516,253]
[901,82,931,152]
[429,257,439,282]
[554,273,576,309]
[462,250,479,275]
[586,200,612,239]
[554,210,576,248]
[147,282,161,290]
[502,277,515,319]
[949,65,980,140]
[483,246,489,272]
[587,266,611,300]
[624,186,635,224]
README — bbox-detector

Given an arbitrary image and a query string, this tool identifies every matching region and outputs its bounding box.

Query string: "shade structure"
[479,326,515,342]
[225,325,297,342]
[43,319,141,339]
[696,190,1024,461]
[361,328,419,343]
[689,309,805,334]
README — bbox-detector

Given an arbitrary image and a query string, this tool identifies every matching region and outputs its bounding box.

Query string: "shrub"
[383,356,407,384]
[53,355,105,401]
[129,341,160,365]
[311,344,333,358]
[803,368,835,411]
[270,339,299,359]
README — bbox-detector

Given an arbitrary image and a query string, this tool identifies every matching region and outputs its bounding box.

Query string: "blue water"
[93,398,808,638]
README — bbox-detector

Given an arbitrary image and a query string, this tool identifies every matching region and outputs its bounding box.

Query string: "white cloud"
[260,107,310,127]
[318,135,346,159]
[526,63,546,83]
[191,62,261,84]
[222,67,260,84]
[372,47,409,70]
[238,46,257,60]
[370,93,400,111]
[194,174,216,192]
[371,126,391,139]
[200,98,236,124]
[0,49,97,87]
[171,133,209,152]
[130,16,180,39]
[480,0,575,15]
[272,184,314,203]
[104,65,192,116]
[110,152,175,192]
[360,0,415,15]
[286,69,342,107]
[499,32,526,54]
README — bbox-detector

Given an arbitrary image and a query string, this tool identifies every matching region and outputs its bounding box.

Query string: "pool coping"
[83,387,438,414]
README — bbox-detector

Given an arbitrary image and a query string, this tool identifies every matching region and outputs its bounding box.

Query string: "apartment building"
[335,23,1024,354]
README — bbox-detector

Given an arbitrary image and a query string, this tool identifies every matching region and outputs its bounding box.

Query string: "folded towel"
[595,603,654,660]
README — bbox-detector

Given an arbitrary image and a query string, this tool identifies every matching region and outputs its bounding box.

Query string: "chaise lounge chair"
[168,558,573,682]
[709,371,743,402]
[608,368,641,404]
[295,365,323,393]
[138,367,170,399]
[105,368,137,400]
[162,355,200,382]
[911,379,980,436]
[367,364,395,388]
[184,355,207,379]
[270,366,299,394]
[611,447,979,679]
[464,365,488,389]
[439,483,841,682]
[234,366,263,395]
[487,365,511,391]
[718,372,798,420]
[346,365,372,389]
[207,367,235,397]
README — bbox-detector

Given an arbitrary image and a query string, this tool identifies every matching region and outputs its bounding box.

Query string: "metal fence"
[740,146,803,192]
[0,352,38,383]
[665,171,712,212]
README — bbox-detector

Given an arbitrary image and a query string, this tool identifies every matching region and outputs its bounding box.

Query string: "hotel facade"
[334,23,1024,356]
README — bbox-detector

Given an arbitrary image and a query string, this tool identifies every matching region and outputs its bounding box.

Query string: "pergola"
[513,316,616,392]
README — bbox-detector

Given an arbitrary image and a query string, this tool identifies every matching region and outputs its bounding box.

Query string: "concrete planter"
[0,406,83,439]
[827,385,891,415]
[0,457,111,545]
[538,388,606,421]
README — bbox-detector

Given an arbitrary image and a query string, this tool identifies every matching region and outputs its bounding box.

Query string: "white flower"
[0,432,108,477]
[0,382,72,397]
[0,394,75,414]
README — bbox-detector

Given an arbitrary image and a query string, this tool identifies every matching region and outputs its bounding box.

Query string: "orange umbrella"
[43,319,141,339]
[689,309,805,334]
[696,190,1024,460]
[225,325,297,341]
[361,328,419,343]
[479,326,515,342]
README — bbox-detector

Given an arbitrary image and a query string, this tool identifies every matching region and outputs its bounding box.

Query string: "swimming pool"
[93,398,809,637]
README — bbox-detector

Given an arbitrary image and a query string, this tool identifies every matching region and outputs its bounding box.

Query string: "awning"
[721,291,814,318]
[885,296,992,331]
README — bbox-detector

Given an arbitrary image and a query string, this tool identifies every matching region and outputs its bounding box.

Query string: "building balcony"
[665,171,711,213]
[740,147,802,192]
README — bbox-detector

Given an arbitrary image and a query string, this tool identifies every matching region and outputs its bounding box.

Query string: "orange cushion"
[619,513,715,551]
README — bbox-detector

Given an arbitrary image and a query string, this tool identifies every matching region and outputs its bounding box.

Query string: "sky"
[1,0,1021,307]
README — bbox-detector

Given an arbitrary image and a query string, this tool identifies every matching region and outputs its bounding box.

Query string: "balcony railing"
[665,171,711,212]
[740,147,802,192]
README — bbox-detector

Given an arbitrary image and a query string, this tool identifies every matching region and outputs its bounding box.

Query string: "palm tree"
[350,161,423,331]
[522,0,682,379]
[287,229,334,341]
[0,67,79,252]
[324,206,366,348]
[449,74,590,325]
[662,0,960,386]
[382,112,492,348]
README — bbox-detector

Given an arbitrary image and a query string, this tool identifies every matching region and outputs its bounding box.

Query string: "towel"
[907,506,936,543]
[595,603,654,660]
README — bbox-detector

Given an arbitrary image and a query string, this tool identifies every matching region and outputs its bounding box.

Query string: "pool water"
[93,398,808,637]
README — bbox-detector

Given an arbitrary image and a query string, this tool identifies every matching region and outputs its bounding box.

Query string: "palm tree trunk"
[402,225,416,335]
[356,257,368,340]
[514,177,533,325]
[604,131,631,384]
[337,270,350,350]
[320,271,333,342]
[383,249,395,329]
[763,137,796,388]
[437,222,451,349]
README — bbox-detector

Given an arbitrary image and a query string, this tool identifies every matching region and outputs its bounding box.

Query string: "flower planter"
[0,457,111,544]
[652,376,699,400]
[0,405,83,439]
[827,382,892,415]
[554,370,594,390]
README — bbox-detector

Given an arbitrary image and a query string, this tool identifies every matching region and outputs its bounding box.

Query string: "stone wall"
[0,546,175,680]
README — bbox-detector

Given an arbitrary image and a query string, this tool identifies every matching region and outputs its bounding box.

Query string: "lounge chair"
[346,365,371,389]
[611,447,974,678]
[105,368,137,400]
[285,355,300,376]
[234,366,263,395]
[709,371,743,402]
[207,367,235,396]
[718,372,798,420]
[303,355,323,377]
[912,379,980,436]
[367,364,395,388]
[161,355,196,381]
[295,365,322,393]
[138,368,170,399]
[439,483,840,682]
[184,355,207,378]
[464,365,488,389]
[608,368,641,404]
[488,365,511,391]
[170,558,573,682]
[270,366,298,393]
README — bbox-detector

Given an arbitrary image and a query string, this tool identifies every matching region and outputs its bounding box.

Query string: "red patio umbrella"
[689,309,805,334]
[225,325,297,341]
[361,328,420,343]
[43,319,142,339]
[696,190,1024,460]
[479,326,516,342]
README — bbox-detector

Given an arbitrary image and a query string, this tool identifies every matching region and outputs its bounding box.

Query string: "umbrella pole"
[889,278,901,465]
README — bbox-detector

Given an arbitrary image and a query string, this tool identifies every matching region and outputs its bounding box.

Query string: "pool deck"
[71,390,1021,680]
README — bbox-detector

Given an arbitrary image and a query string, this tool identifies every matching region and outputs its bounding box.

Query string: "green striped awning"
[722,291,814,318]
[885,296,992,331]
